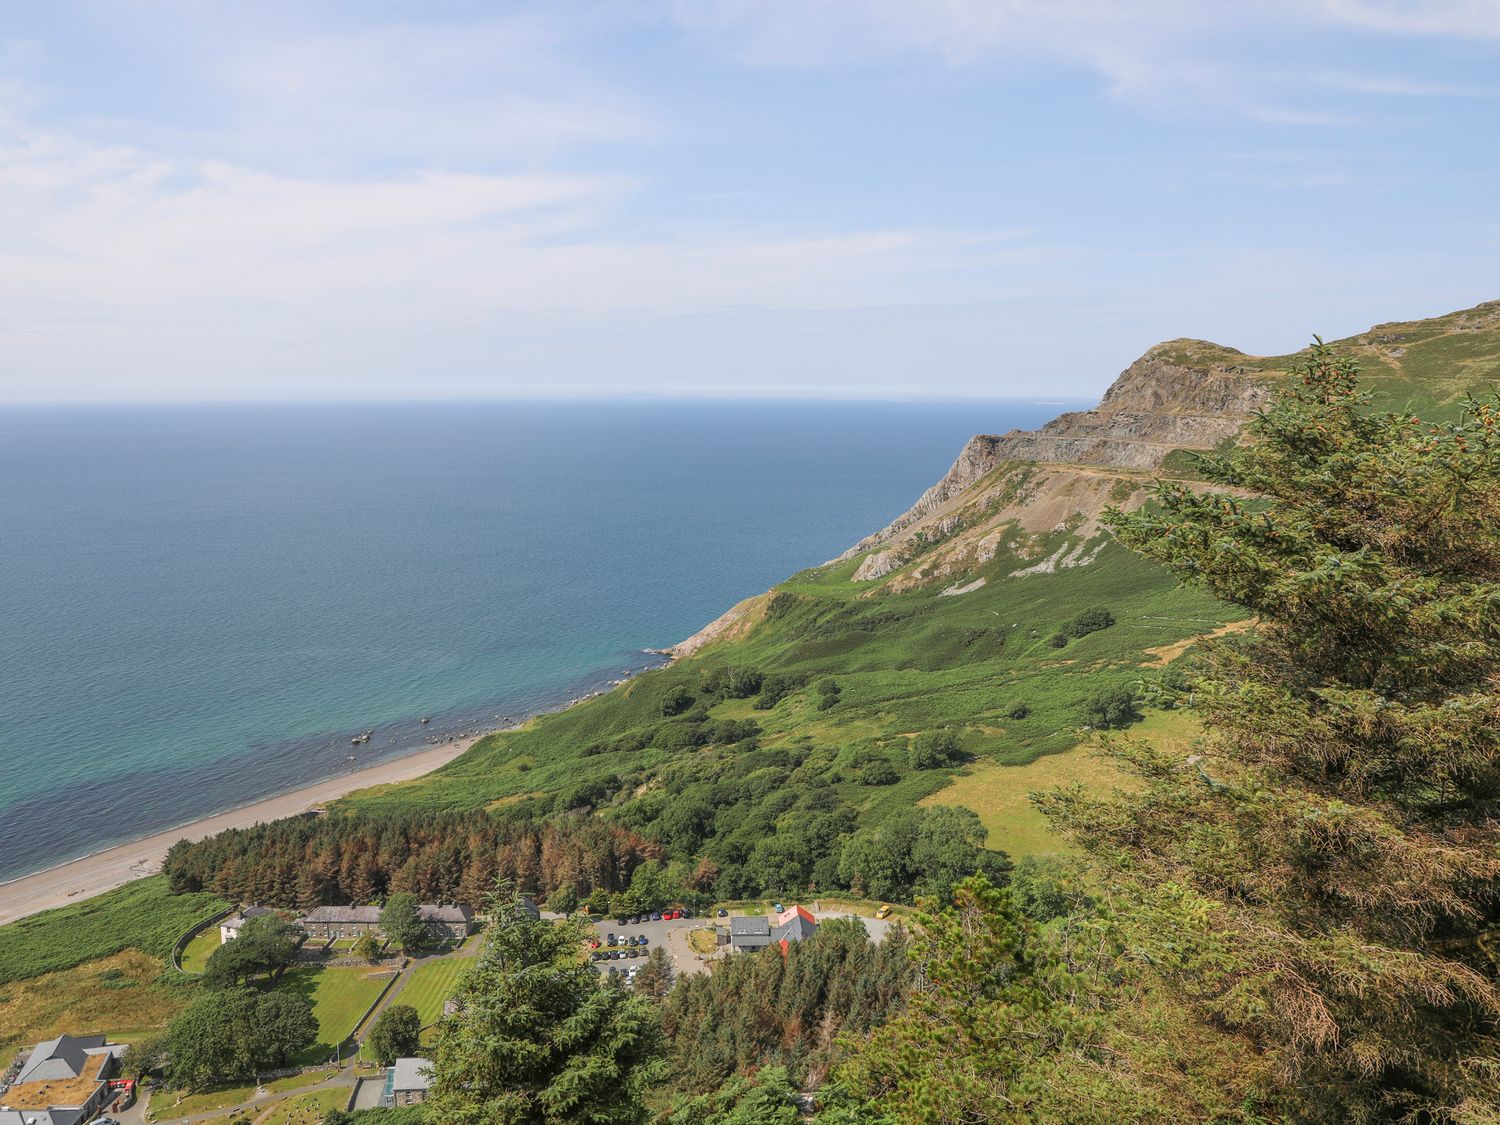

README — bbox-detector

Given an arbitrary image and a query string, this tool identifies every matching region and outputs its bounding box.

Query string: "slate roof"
[418,905,472,924]
[0,1110,79,1125]
[390,1057,434,1093]
[772,914,818,944]
[14,1035,103,1085]
[224,905,276,928]
[297,904,472,926]
[298,905,382,924]
[728,915,772,949]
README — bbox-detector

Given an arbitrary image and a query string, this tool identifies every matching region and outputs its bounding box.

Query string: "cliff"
[671,300,1500,650]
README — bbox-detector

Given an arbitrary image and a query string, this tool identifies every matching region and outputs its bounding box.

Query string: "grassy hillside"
[338,537,1235,874]
[1153,298,1500,419]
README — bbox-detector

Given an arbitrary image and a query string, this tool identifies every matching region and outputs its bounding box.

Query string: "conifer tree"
[427,887,666,1124]
[837,874,1088,1123]
[1047,343,1500,1120]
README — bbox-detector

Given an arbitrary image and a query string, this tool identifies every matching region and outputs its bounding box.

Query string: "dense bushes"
[907,729,962,769]
[1081,684,1141,729]
[0,876,226,986]
[662,917,911,1093]
[1067,606,1115,637]
[837,806,1007,903]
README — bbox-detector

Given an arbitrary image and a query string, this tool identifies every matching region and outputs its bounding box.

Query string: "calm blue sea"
[0,400,1072,883]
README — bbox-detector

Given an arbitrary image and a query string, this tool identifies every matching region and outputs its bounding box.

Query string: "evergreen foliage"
[663,917,911,1093]
[837,874,1089,1123]
[427,888,666,1124]
[1047,342,1500,1120]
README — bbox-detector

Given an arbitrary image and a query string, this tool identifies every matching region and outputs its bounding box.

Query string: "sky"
[0,1,1497,403]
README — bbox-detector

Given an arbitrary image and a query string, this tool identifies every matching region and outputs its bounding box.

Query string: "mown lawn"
[401,955,469,1028]
[277,965,391,1064]
[179,926,222,974]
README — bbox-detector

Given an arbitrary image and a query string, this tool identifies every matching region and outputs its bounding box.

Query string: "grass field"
[278,965,392,1064]
[401,955,469,1028]
[252,1086,350,1125]
[145,1071,327,1121]
[0,949,191,1064]
[0,876,226,987]
[179,926,222,974]
[922,708,1202,857]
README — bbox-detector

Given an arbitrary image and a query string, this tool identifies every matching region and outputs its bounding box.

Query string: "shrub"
[1047,633,1068,649]
[661,686,695,717]
[1004,701,1031,720]
[1067,606,1116,638]
[908,730,962,769]
[1082,685,1141,729]
[859,759,899,786]
[754,673,805,710]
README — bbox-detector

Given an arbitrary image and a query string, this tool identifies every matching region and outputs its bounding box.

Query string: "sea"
[0,400,1073,884]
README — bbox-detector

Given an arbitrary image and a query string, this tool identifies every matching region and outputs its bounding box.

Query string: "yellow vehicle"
[875,904,892,919]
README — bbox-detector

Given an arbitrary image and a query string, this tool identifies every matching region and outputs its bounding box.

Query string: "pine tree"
[837,874,1089,1124]
[1046,343,1500,1120]
[427,887,666,1124]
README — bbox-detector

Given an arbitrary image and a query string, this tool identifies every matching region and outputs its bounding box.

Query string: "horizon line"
[0,393,1095,409]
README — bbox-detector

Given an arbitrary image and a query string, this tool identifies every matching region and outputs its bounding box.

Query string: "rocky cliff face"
[840,347,1274,570]
[668,300,1500,652]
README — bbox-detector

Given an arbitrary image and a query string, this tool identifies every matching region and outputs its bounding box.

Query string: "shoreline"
[0,733,485,928]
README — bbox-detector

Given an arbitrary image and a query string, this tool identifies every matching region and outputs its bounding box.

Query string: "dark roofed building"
[295,903,473,942]
[723,905,819,954]
[296,905,382,939]
[727,915,772,952]
[3,1033,124,1125]
[418,904,474,941]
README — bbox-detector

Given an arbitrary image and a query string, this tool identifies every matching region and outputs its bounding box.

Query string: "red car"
[666,910,680,920]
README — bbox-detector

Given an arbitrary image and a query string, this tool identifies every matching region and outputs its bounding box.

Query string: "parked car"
[717,907,728,917]
[630,915,642,925]
[606,933,617,946]
[638,936,649,947]
[875,904,893,919]
[650,911,662,921]
[616,917,628,927]
[773,903,784,912]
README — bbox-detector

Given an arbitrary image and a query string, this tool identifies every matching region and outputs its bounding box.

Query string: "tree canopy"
[427,889,667,1124]
[1045,342,1500,1120]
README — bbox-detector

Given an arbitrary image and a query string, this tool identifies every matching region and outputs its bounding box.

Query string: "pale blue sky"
[1,1,1497,402]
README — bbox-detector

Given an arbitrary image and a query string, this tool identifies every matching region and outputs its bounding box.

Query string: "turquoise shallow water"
[0,400,1071,882]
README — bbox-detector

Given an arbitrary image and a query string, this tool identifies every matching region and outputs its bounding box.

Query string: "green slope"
[1154,298,1500,419]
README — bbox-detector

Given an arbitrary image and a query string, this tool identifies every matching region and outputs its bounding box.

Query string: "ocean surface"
[0,400,1074,883]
